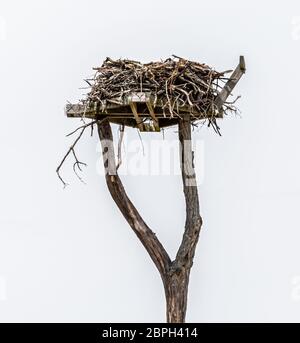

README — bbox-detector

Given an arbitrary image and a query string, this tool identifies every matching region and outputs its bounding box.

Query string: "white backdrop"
[1,0,300,322]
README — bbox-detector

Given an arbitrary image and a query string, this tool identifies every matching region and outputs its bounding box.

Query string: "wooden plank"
[65,104,217,120]
[129,101,144,131]
[65,89,224,121]
[65,103,98,118]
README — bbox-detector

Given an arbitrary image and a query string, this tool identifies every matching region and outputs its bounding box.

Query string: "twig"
[66,120,97,137]
[116,124,125,170]
[56,119,104,187]
[137,129,145,156]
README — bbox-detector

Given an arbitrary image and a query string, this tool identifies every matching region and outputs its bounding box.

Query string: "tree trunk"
[165,271,189,323]
[164,114,202,323]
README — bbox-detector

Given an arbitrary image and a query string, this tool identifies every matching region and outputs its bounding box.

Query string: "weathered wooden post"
[58,56,245,322]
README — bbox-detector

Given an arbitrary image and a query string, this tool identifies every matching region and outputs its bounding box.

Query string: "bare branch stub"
[214,56,246,111]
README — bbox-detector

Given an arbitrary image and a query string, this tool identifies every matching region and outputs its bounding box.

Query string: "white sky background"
[0,0,300,322]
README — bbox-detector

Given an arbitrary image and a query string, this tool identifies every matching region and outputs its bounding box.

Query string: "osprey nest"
[66,55,245,133]
[59,55,245,185]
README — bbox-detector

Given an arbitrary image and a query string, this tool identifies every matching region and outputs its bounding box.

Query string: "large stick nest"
[83,55,239,119]
[58,56,242,186]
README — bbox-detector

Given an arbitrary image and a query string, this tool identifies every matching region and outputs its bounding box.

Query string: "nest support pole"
[165,114,202,323]
[97,114,202,323]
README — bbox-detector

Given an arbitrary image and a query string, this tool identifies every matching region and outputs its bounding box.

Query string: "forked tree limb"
[97,115,202,323]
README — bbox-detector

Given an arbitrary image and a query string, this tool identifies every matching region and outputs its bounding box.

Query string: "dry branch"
[56,119,98,186]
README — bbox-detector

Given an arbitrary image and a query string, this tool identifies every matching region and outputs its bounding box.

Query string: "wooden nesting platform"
[65,92,222,132]
[65,56,246,132]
